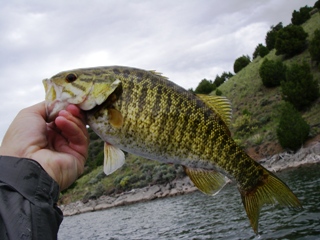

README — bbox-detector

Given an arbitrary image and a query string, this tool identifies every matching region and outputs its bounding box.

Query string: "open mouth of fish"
[44,79,123,123]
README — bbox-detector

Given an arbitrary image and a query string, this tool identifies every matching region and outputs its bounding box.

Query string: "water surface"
[59,164,320,239]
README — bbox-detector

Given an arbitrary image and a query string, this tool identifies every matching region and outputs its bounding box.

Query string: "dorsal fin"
[197,95,232,127]
[148,70,169,80]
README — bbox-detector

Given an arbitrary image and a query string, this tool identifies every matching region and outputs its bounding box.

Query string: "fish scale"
[90,68,272,186]
[43,65,302,234]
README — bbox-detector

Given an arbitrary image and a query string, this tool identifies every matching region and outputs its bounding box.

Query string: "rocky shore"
[60,142,320,217]
[259,141,320,171]
[60,177,197,216]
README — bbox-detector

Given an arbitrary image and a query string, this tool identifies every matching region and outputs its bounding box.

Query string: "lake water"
[58,164,320,240]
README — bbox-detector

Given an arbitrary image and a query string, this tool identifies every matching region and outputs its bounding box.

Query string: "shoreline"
[59,141,320,217]
[60,176,198,216]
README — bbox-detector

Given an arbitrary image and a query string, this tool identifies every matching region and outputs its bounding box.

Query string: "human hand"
[0,102,89,190]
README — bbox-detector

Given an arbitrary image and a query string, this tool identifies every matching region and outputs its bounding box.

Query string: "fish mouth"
[43,78,71,122]
[43,78,123,122]
[46,99,69,122]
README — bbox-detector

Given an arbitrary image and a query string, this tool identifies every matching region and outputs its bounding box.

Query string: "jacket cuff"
[0,156,60,205]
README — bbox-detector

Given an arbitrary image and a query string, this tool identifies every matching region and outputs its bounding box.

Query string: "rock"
[260,142,320,172]
[84,199,97,208]
[169,188,179,196]
[63,209,79,216]
[97,195,116,205]
[144,185,161,199]
[113,194,129,206]
[79,206,94,214]
[122,191,145,204]
[187,186,198,193]
[161,189,170,197]
[94,203,114,211]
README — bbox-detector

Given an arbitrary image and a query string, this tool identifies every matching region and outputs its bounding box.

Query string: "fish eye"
[65,73,77,83]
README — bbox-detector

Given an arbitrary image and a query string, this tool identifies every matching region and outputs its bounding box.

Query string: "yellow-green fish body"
[43,66,301,233]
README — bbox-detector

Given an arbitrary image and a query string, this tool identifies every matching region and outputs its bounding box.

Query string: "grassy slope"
[216,13,320,157]
[60,13,320,205]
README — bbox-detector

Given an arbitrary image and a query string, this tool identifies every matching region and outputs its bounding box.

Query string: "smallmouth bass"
[43,66,301,233]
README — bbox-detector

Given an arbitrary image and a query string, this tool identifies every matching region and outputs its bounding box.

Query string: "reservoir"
[59,164,320,239]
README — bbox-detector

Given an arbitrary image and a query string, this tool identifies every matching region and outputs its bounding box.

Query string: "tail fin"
[239,169,302,234]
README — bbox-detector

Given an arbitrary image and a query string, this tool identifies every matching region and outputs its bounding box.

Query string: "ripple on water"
[59,164,320,240]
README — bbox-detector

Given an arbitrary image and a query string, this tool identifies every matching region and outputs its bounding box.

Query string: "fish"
[43,66,302,233]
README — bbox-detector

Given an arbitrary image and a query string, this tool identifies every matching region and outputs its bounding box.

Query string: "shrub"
[259,58,286,87]
[95,151,104,167]
[281,62,319,110]
[265,22,283,50]
[119,176,131,189]
[253,43,269,59]
[276,102,310,151]
[291,6,313,25]
[233,55,251,73]
[215,88,222,96]
[195,79,216,94]
[275,25,308,58]
[92,183,105,199]
[309,29,320,64]
[232,114,258,137]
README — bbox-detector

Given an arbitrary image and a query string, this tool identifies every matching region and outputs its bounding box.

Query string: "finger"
[55,114,88,159]
[66,104,86,123]
[58,109,89,140]
[55,114,88,146]
[63,105,88,133]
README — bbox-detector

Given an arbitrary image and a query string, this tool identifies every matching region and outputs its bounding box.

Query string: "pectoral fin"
[184,167,230,196]
[103,143,125,175]
[108,108,124,129]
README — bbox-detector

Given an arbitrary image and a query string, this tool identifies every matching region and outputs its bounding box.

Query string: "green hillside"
[217,12,320,156]
[60,11,320,205]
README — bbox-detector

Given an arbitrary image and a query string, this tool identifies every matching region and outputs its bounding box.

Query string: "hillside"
[216,12,320,159]
[60,11,320,205]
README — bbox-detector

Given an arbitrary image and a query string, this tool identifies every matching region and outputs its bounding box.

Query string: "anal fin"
[103,143,125,175]
[184,167,230,196]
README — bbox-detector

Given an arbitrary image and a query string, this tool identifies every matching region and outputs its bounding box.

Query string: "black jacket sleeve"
[0,156,63,240]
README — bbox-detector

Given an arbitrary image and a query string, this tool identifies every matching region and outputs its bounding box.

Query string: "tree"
[275,24,308,58]
[213,71,234,87]
[291,6,313,25]
[194,78,216,94]
[233,55,251,73]
[253,43,270,59]
[221,71,234,79]
[281,62,319,110]
[259,59,286,87]
[309,29,320,64]
[265,22,283,50]
[276,102,309,151]
[315,0,320,9]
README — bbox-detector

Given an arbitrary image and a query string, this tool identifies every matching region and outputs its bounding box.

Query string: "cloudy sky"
[0,0,316,143]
